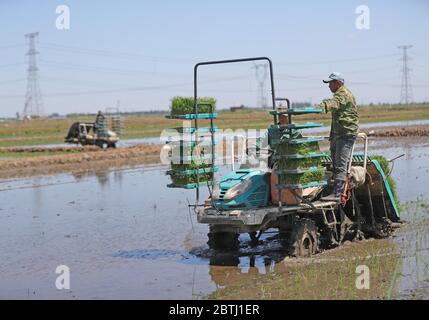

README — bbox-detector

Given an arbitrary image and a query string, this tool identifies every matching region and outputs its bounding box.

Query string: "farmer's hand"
[314,102,327,113]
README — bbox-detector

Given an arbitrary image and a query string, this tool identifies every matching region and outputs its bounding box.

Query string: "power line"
[40,59,160,75]
[252,63,268,109]
[276,66,401,82]
[38,42,194,64]
[398,45,413,104]
[23,32,43,118]
[413,55,429,62]
[39,76,144,88]
[0,75,254,99]
[0,44,25,49]
[0,63,26,69]
[38,42,405,67]
[2,77,428,100]
[276,54,400,66]
[0,79,26,85]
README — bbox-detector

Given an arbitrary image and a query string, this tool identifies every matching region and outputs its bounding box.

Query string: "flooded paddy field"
[0,136,428,299]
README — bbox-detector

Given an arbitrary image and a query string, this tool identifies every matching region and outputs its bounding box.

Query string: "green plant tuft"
[371,155,400,210]
[276,157,322,170]
[278,168,326,185]
[275,141,321,156]
[170,96,216,115]
[169,162,213,186]
[270,132,325,185]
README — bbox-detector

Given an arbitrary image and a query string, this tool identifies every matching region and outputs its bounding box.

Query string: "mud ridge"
[0,143,162,179]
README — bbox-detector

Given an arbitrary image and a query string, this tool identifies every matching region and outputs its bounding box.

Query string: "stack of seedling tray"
[269,108,327,190]
[165,96,218,189]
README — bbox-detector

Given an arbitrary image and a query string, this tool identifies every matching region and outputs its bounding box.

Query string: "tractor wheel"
[207,227,239,251]
[95,140,109,149]
[287,219,319,257]
[372,217,394,239]
[249,232,261,246]
[95,140,103,148]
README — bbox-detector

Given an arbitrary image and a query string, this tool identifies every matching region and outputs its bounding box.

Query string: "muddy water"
[36,119,429,148]
[0,137,428,299]
[128,119,429,146]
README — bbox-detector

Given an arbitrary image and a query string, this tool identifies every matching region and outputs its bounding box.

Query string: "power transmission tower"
[398,45,413,105]
[23,32,43,119]
[253,63,268,109]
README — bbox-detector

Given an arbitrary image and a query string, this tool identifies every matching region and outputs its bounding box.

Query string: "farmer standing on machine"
[315,72,359,201]
[94,110,106,137]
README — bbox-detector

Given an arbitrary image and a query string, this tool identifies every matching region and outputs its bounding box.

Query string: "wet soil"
[0,136,428,299]
[0,144,162,180]
[362,124,429,137]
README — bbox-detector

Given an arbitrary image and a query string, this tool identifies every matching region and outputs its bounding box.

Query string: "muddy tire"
[248,232,261,246]
[95,140,104,149]
[372,217,394,239]
[207,230,239,251]
[79,138,89,146]
[287,219,319,257]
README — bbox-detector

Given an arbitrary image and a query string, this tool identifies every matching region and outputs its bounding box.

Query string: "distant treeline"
[2,102,428,121]
[360,102,429,108]
[65,110,167,118]
[61,102,429,118]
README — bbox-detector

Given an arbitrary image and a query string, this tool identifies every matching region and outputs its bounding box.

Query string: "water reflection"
[94,170,109,187]
[0,136,428,299]
[70,169,125,188]
[208,253,280,287]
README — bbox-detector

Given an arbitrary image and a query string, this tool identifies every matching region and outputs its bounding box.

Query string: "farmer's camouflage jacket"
[316,85,359,140]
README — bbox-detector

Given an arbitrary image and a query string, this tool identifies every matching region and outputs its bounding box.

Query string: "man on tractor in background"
[94,110,106,137]
[315,72,359,201]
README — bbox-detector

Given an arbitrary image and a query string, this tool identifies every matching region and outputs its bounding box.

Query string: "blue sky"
[0,0,428,117]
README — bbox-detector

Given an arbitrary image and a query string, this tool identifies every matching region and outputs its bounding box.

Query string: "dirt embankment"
[0,146,100,153]
[0,144,162,180]
[363,124,429,137]
[0,124,427,180]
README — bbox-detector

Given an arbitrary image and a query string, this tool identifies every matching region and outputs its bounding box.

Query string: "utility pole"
[23,32,43,119]
[398,45,413,105]
[253,63,268,109]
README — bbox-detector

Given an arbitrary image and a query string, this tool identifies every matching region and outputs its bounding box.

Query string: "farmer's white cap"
[323,72,344,84]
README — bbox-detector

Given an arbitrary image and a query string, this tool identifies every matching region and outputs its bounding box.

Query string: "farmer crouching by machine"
[273,111,301,142]
[315,72,359,201]
[249,108,301,169]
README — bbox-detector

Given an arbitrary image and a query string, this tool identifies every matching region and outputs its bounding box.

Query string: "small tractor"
[64,109,121,149]
[165,57,401,257]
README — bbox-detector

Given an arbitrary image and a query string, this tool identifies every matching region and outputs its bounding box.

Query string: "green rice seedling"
[169,142,213,165]
[169,171,213,186]
[278,168,326,185]
[272,138,324,185]
[276,157,322,170]
[169,161,213,186]
[170,96,217,115]
[372,155,399,210]
[170,162,213,172]
[275,141,321,156]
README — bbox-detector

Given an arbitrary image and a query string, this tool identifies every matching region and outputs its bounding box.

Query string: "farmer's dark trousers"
[330,134,356,181]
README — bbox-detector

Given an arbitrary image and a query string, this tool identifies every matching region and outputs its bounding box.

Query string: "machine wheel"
[95,140,109,149]
[372,217,394,239]
[287,219,319,257]
[208,227,239,251]
[249,232,261,246]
